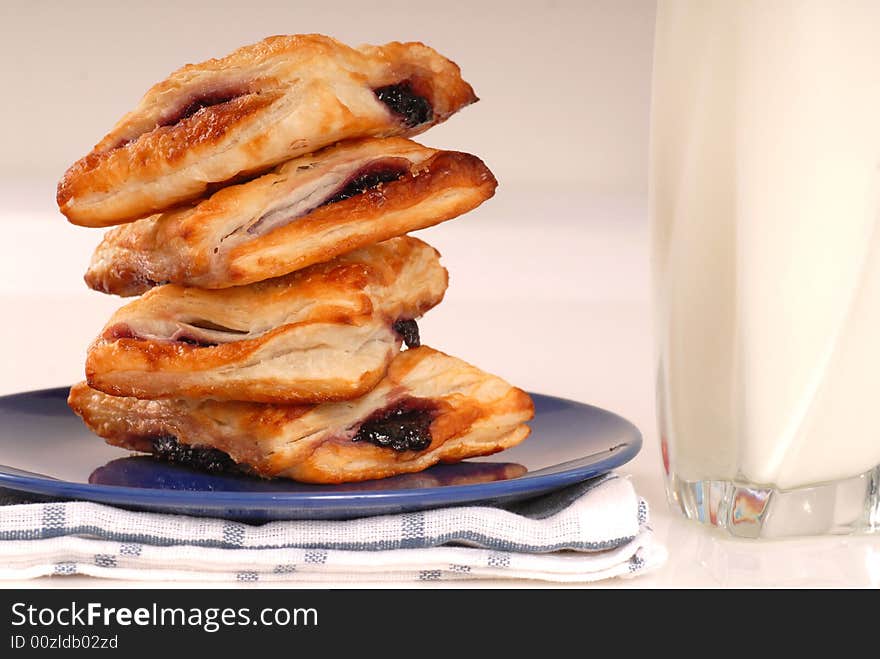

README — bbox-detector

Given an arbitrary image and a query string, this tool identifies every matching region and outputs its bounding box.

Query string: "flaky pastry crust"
[84,138,495,295]
[85,237,447,403]
[58,35,477,226]
[69,347,534,484]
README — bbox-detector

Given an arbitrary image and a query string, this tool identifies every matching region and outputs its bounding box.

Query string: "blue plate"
[0,387,641,520]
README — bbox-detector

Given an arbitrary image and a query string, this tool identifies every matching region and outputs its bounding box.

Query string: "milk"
[652,0,880,491]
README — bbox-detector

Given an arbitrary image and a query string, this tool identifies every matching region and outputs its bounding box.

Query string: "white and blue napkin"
[0,474,665,583]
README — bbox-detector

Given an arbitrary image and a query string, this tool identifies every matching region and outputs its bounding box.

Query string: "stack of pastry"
[60,35,533,484]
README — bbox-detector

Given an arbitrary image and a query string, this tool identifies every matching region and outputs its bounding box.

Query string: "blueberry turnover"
[84,138,496,295]
[85,237,446,403]
[69,347,535,484]
[63,34,533,485]
[57,35,478,227]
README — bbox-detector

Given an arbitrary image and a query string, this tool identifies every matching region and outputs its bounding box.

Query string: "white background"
[0,0,654,192]
[1,0,877,587]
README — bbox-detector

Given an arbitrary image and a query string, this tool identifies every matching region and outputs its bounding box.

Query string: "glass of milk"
[651,0,880,537]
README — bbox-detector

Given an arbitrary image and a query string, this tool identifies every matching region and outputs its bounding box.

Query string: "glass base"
[665,465,880,538]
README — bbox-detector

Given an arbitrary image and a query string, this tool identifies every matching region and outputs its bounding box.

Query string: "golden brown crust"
[57,35,477,227]
[68,347,535,484]
[84,237,447,403]
[84,138,496,295]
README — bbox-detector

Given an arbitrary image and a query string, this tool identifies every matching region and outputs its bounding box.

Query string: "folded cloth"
[0,474,665,583]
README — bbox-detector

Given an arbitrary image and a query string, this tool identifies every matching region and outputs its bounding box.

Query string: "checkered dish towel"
[0,474,665,583]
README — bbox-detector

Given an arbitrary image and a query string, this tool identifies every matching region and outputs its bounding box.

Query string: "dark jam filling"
[159,92,241,128]
[352,397,437,452]
[111,90,246,149]
[243,158,412,237]
[392,318,420,348]
[373,81,433,127]
[150,435,237,474]
[174,335,219,348]
[321,163,409,206]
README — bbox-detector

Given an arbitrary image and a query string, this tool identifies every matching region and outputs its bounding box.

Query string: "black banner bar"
[0,587,859,652]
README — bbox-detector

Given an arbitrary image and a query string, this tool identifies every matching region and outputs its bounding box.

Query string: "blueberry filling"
[105,326,220,348]
[174,335,219,347]
[352,397,437,452]
[110,89,248,149]
[321,163,409,206]
[159,92,242,128]
[150,435,237,474]
[392,318,420,348]
[242,158,411,237]
[373,81,433,127]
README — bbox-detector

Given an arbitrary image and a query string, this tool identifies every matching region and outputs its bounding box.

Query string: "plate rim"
[0,388,642,513]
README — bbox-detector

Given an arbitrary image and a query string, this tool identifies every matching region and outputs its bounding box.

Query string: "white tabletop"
[2,181,878,588]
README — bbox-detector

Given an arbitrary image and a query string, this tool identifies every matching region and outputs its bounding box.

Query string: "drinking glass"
[651,0,880,537]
